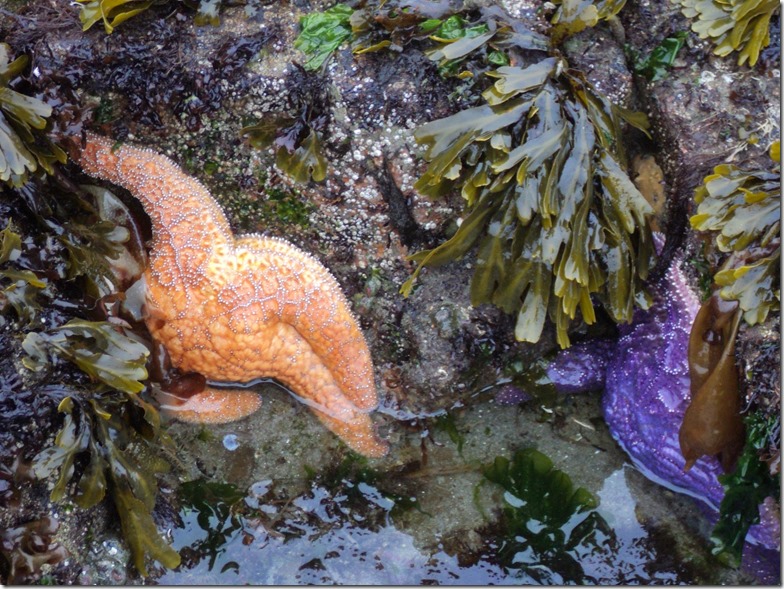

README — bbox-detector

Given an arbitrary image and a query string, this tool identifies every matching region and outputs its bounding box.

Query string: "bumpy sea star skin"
[74,133,388,458]
[545,249,774,550]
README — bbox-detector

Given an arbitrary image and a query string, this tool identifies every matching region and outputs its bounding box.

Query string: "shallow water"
[155,388,740,585]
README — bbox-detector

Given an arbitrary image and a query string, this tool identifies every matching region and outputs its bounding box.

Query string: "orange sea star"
[74,133,388,458]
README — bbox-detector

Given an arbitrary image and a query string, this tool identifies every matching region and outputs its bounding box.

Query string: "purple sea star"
[545,245,778,555]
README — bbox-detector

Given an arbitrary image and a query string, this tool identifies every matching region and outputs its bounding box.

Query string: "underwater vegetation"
[690,141,781,326]
[673,0,779,66]
[75,0,246,32]
[0,516,69,583]
[480,448,612,583]
[630,31,690,82]
[242,67,330,184]
[685,143,781,566]
[680,291,744,473]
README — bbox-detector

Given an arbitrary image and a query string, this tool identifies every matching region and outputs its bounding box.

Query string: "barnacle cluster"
[673,0,779,66]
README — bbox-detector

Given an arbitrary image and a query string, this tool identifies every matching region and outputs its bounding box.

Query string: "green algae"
[481,448,611,583]
[179,480,245,572]
[294,3,354,71]
[673,0,779,66]
[711,413,780,566]
[690,140,780,325]
[631,30,689,81]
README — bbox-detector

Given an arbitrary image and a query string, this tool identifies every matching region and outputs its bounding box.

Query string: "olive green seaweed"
[0,44,66,187]
[673,0,779,66]
[326,1,656,347]
[402,55,654,348]
[550,0,628,44]
[690,141,780,325]
[76,0,227,32]
[22,320,150,393]
[0,222,47,325]
[32,389,180,576]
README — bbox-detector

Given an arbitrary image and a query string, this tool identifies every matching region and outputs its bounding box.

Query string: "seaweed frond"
[481,448,612,583]
[690,141,781,325]
[0,44,65,187]
[673,0,779,66]
[402,53,654,348]
[31,389,181,576]
[294,3,354,71]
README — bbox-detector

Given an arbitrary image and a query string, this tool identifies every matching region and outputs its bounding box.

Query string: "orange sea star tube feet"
[73,133,388,458]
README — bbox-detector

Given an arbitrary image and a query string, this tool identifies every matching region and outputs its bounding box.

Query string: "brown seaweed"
[680,291,745,472]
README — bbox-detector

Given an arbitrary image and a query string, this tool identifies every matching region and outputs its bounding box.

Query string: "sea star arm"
[73,133,387,458]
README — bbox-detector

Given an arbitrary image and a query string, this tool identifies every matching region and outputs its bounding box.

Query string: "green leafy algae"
[690,141,780,325]
[0,44,65,187]
[673,0,779,66]
[632,31,689,81]
[179,480,245,571]
[294,3,354,71]
[710,413,780,567]
[482,448,611,582]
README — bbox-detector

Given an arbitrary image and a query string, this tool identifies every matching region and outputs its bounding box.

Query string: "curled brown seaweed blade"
[679,291,745,472]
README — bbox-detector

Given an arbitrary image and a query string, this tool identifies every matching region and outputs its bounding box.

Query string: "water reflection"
[158,464,695,585]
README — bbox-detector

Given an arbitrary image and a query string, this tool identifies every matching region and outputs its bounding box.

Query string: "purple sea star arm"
[546,339,616,395]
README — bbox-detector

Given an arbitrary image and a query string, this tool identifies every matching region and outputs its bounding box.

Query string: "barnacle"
[0,44,65,187]
[690,141,781,325]
[242,67,330,184]
[481,448,610,583]
[673,0,779,66]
